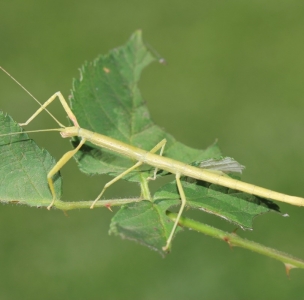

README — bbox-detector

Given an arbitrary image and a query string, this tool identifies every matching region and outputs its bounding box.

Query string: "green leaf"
[109,200,181,255]
[70,30,221,182]
[154,177,280,229]
[109,175,280,252]
[0,112,61,207]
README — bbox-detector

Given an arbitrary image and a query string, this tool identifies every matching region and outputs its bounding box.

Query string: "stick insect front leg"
[19,91,80,128]
[47,138,86,210]
[17,91,82,209]
[90,139,167,209]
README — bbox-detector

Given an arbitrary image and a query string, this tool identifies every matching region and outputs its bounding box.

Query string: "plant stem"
[51,197,143,210]
[139,176,152,200]
[167,212,304,272]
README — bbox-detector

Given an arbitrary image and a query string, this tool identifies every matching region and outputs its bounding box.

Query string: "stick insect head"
[60,126,80,138]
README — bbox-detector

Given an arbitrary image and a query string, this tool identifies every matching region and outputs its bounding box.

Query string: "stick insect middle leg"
[90,139,167,209]
[147,139,166,181]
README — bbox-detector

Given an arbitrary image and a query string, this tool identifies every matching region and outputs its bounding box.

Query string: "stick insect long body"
[66,126,304,207]
[2,67,304,251]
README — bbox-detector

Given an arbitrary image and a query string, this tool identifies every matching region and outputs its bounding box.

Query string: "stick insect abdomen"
[70,127,304,207]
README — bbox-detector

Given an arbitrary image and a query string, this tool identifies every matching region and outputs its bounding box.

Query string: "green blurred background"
[1,1,304,299]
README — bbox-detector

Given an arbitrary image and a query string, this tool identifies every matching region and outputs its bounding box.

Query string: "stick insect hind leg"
[162,173,186,251]
[90,139,167,209]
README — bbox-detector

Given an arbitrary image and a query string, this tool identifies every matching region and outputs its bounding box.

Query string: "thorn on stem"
[284,263,296,278]
[223,236,233,249]
[105,203,113,212]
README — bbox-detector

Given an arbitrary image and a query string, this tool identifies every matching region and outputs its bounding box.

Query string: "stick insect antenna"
[0,66,63,126]
[0,128,63,138]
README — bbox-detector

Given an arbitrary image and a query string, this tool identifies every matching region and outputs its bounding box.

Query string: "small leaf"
[195,157,245,174]
[109,200,181,255]
[0,112,61,207]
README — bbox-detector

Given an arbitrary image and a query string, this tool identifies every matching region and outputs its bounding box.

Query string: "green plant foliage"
[154,177,280,229]
[0,112,61,206]
[1,31,303,268]
[109,200,181,255]
[70,31,222,182]
[0,31,280,247]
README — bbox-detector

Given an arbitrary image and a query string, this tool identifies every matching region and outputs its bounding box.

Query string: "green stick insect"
[1,66,304,251]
